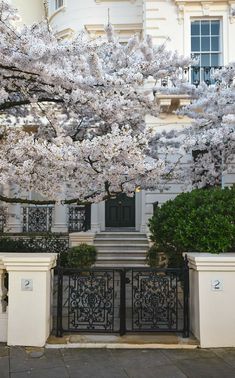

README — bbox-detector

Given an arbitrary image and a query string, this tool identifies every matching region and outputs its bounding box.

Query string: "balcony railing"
[191,66,222,87]
[68,205,91,233]
[22,206,53,233]
[158,66,223,88]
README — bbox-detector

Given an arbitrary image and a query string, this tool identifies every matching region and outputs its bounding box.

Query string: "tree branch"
[0,98,63,111]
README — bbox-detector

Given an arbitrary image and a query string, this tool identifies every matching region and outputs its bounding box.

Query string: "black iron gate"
[55,257,189,337]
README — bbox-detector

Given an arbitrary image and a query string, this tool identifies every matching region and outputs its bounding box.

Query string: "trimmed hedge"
[149,187,235,267]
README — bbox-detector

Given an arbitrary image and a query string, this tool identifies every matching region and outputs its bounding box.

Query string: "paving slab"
[110,349,172,368]
[0,344,9,378]
[1,346,235,378]
[175,357,235,378]
[11,366,69,378]
[124,364,187,378]
[162,348,217,361]
[212,348,235,368]
[10,347,64,373]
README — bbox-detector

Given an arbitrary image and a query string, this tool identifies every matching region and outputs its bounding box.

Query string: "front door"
[105,194,135,228]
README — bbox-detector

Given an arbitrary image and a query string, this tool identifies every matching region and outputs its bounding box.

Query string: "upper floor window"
[55,0,64,10]
[191,20,222,85]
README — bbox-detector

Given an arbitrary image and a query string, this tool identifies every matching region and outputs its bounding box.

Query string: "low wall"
[188,253,235,348]
[0,253,57,347]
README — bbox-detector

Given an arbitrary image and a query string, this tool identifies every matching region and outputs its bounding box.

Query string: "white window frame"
[190,18,223,85]
[191,19,223,67]
[55,0,64,11]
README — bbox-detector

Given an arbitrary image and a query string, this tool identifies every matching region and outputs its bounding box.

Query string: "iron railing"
[158,66,223,88]
[22,206,53,233]
[55,256,189,337]
[68,205,91,232]
[0,233,69,254]
[0,207,6,233]
[191,66,222,87]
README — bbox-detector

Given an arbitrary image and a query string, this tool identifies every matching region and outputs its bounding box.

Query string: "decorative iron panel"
[68,205,91,232]
[0,233,69,254]
[22,206,53,232]
[130,270,179,332]
[56,268,120,335]
[55,260,189,337]
[0,207,6,233]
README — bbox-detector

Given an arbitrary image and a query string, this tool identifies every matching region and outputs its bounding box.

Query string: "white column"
[140,190,146,233]
[188,253,235,348]
[2,253,57,347]
[6,185,22,233]
[0,256,7,342]
[90,203,100,232]
[51,204,68,233]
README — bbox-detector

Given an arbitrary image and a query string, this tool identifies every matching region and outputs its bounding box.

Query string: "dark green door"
[105,194,135,228]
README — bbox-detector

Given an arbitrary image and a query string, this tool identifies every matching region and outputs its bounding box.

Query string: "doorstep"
[46,333,199,349]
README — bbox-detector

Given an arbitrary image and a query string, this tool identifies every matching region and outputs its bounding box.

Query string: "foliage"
[181,64,235,188]
[59,243,97,268]
[146,245,160,267]
[149,187,235,266]
[0,1,191,205]
[0,233,69,253]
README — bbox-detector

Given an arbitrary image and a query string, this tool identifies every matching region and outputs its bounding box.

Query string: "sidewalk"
[2,344,235,378]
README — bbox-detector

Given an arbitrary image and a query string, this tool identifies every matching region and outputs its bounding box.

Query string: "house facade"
[1,1,235,263]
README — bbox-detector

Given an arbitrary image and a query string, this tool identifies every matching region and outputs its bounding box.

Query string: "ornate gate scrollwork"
[55,260,189,337]
[68,271,114,331]
[131,271,178,331]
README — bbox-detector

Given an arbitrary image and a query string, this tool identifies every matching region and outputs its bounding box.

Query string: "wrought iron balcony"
[68,205,91,233]
[22,206,53,233]
[157,66,223,88]
[191,66,223,87]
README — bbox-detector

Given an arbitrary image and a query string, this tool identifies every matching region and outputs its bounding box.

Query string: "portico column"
[140,190,146,233]
[7,184,22,233]
[51,204,68,233]
[90,203,100,232]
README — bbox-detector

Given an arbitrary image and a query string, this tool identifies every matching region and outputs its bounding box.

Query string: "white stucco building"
[1,0,235,264]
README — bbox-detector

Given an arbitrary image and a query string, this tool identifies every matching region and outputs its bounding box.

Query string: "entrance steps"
[94,232,149,267]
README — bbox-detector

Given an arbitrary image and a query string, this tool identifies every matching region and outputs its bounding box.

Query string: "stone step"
[94,231,149,267]
[95,238,148,243]
[95,232,148,239]
[97,250,147,255]
[95,261,148,267]
[95,245,149,252]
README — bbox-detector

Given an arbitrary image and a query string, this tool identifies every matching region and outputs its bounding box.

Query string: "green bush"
[146,245,160,267]
[149,187,235,267]
[60,243,97,268]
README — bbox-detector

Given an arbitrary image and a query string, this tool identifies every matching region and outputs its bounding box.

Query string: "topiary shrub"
[149,187,235,267]
[60,243,97,268]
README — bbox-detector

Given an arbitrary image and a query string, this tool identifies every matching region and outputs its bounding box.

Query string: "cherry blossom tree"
[180,63,235,188]
[0,0,191,204]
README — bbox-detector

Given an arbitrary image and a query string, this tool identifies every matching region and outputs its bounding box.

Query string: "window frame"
[190,19,223,68]
[55,0,64,11]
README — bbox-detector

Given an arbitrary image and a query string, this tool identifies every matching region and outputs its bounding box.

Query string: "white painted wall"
[48,0,143,38]
[12,0,44,25]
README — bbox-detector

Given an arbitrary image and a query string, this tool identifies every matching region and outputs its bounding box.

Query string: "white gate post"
[2,253,57,347]
[188,253,235,348]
